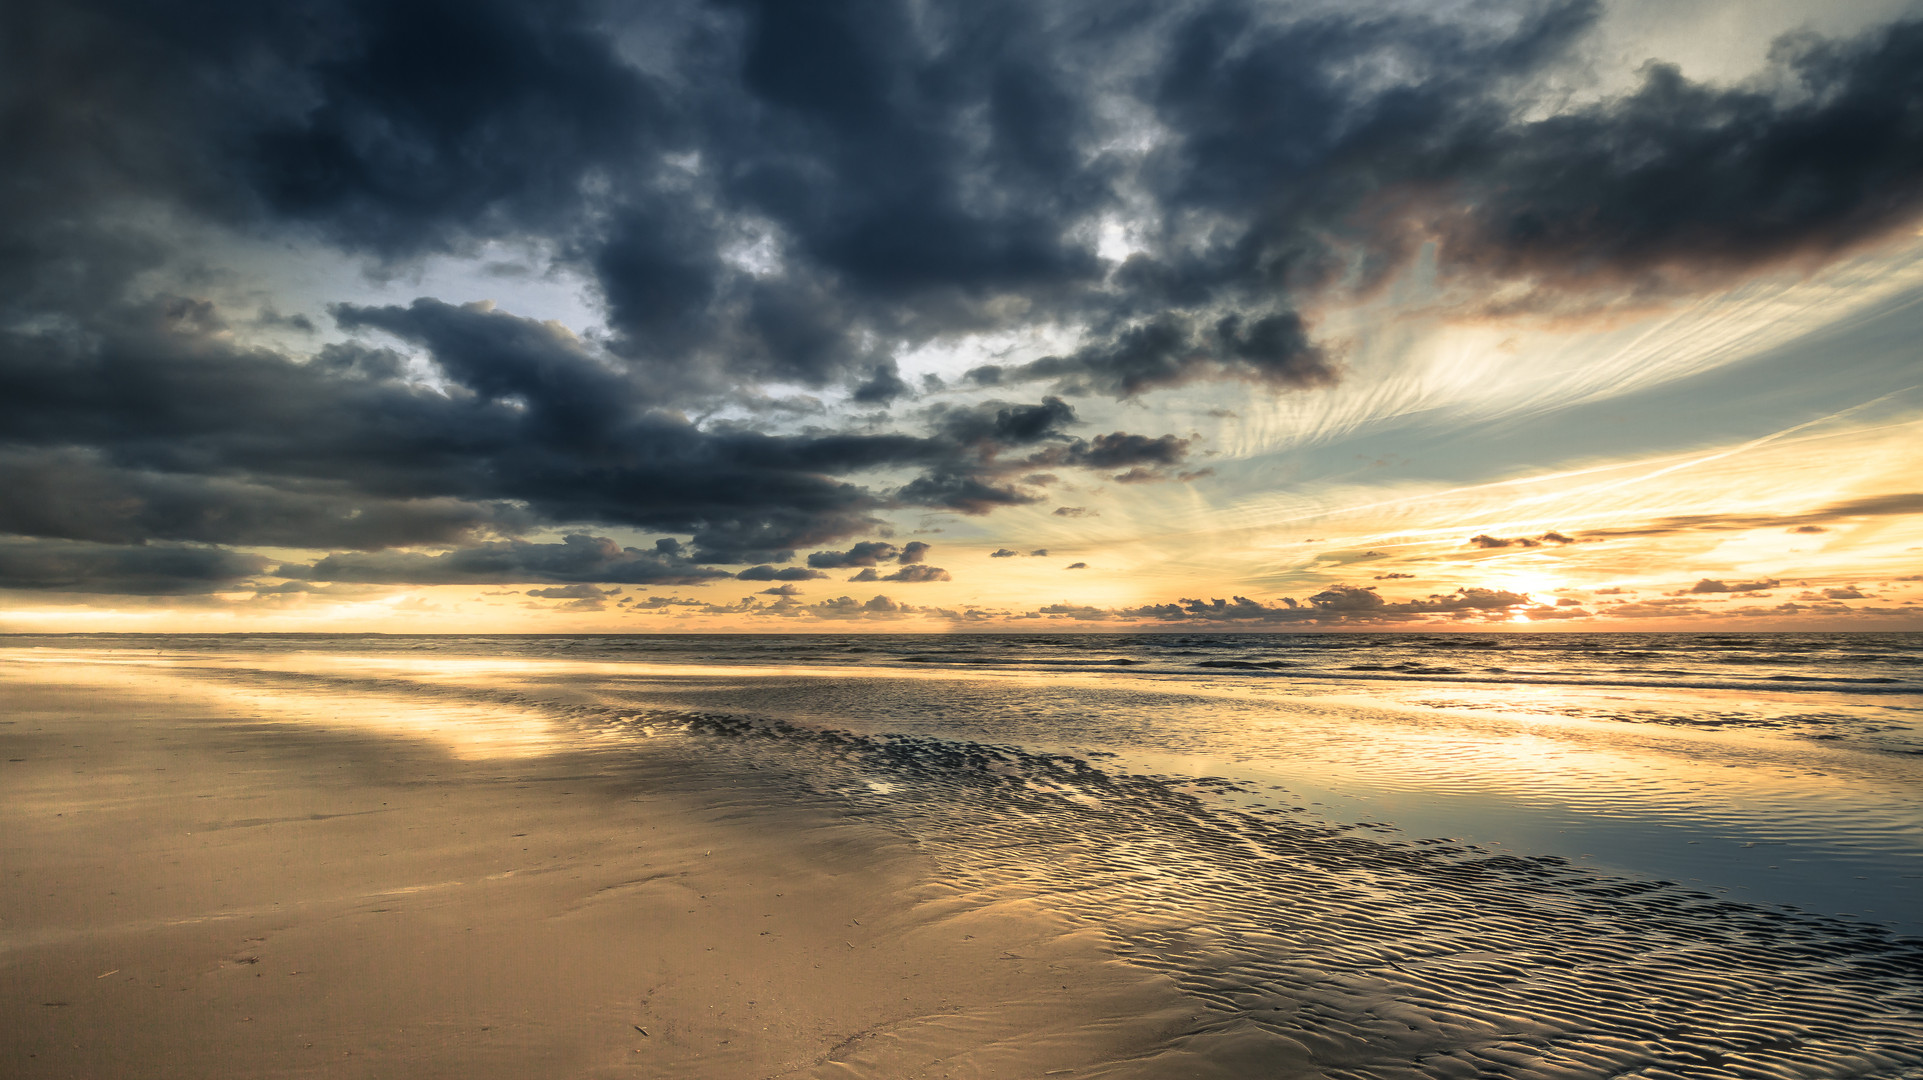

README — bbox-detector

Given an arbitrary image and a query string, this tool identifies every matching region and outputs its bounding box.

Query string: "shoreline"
[6,648,1921,1078]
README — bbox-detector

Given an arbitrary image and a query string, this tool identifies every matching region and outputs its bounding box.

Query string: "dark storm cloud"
[0,539,270,595]
[0,294,919,565]
[0,282,1188,577]
[989,312,1339,399]
[850,361,912,405]
[16,0,1923,347]
[280,534,730,585]
[1033,432,1194,471]
[0,448,526,550]
[929,397,1079,448]
[9,0,1923,592]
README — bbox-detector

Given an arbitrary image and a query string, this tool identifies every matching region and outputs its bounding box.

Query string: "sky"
[2,0,1921,633]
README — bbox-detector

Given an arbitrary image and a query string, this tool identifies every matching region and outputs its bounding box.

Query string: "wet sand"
[0,660,1187,1079]
[6,647,1922,1080]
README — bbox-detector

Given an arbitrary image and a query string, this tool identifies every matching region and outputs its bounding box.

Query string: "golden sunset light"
[5,2,1921,1077]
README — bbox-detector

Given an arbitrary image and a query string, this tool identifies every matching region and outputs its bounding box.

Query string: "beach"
[1,655,1190,1078]
[3,634,1921,1078]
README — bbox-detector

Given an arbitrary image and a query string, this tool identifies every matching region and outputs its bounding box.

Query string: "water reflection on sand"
[6,642,1920,1079]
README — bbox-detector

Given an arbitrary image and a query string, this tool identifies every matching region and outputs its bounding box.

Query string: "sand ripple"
[606,707,1923,1079]
[160,662,1923,1079]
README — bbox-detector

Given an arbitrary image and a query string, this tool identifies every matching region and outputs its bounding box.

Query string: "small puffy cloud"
[989,548,1019,558]
[802,594,925,620]
[1053,507,1089,518]
[1823,586,1867,599]
[1468,532,1575,549]
[851,564,950,582]
[632,595,705,610]
[526,584,618,599]
[1688,578,1780,594]
[735,564,826,581]
[898,541,931,564]
[1038,603,1111,619]
[1065,562,1088,569]
[884,564,950,582]
[807,541,901,568]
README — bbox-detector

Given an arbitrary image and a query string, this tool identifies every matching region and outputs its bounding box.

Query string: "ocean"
[5,630,1920,1077]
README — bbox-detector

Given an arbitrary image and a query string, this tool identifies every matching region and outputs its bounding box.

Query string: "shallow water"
[6,632,1921,1078]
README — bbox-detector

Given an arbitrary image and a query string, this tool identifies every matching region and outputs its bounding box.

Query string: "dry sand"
[0,657,1189,1079]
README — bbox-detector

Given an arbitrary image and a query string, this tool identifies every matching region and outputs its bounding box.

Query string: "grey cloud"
[1112,585,1536,624]
[1686,578,1780,594]
[885,564,950,582]
[734,564,827,581]
[526,584,618,599]
[0,539,270,595]
[895,473,1040,514]
[848,563,949,582]
[8,0,1923,592]
[851,361,911,405]
[1585,493,1923,539]
[808,541,904,568]
[0,448,527,551]
[281,534,730,585]
[805,594,919,620]
[1001,312,1337,398]
[1468,532,1575,549]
